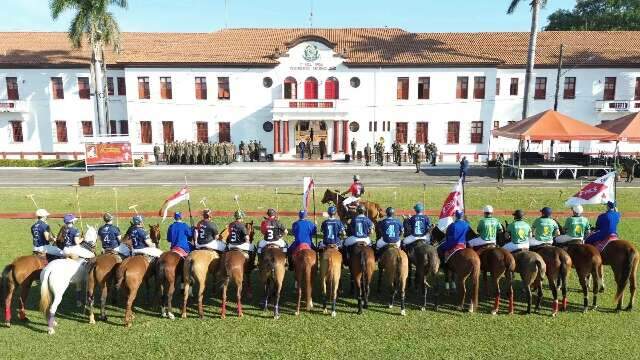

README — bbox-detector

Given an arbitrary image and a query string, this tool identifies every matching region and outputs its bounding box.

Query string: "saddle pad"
[171,247,189,259]
[445,244,466,263]
[594,235,618,253]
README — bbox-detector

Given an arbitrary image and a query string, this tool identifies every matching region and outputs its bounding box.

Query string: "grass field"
[1,185,639,359]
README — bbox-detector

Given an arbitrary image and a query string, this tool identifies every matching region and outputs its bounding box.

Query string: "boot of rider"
[341,246,349,267]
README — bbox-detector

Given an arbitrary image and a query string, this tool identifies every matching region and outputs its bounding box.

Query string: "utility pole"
[553,44,564,111]
[521,0,541,120]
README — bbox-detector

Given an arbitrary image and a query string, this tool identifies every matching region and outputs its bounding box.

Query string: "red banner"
[85,142,132,165]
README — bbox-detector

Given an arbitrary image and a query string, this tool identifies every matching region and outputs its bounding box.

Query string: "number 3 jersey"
[260,217,286,241]
[227,221,248,245]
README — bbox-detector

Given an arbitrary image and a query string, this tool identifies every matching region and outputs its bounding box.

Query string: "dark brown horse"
[319,246,342,317]
[378,245,409,315]
[115,224,161,327]
[405,238,440,311]
[349,243,376,314]
[601,240,638,311]
[220,222,255,319]
[531,245,572,316]
[293,246,317,315]
[431,227,480,312]
[320,189,384,225]
[2,255,49,326]
[259,246,286,319]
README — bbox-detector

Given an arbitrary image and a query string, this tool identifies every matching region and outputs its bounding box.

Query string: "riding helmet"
[267,208,277,217]
[414,203,424,213]
[513,210,524,220]
[356,205,366,215]
[386,207,395,217]
[174,212,182,220]
[353,174,360,181]
[35,209,50,218]
[132,215,143,225]
[63,213,77,224]
[483,205,494,214]
[540,207,552,217]
[454,210,464,219]
[327,206,337,215]
[103,213,113,222]
[202,208,211,218]
[572,205,583,215]
[607,201,616,209]
[299,210,306,219]
[234,210,244,220]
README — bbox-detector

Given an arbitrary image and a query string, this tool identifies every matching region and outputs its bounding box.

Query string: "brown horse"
[293,246,317,315]
[431,227,480,312]
[259,246,286,319]
[2,255,49,326]
[320,189,384,224]
[115,224,161,327]
[600,240,638,311]
[220,222,256,319]
[157,249,185,320]
[378,245,409,315]
[531,245,572,316]
[319,246,342,317]
[181,250,221,318]
[349,243,376,314]
[513,251,546,314]
[405,239,440,311]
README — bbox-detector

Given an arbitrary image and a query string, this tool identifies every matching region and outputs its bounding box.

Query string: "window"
[493,121,500,138]
[635,77,640,100]
[534,77,547,100]
[140,121,152,144]
[51,77,64,99]
[10,121,23,143]
[563,77,576,99]
[382,121,391,132]
[447,121,460,144]
[107,77,114,96]
[284,77,297,99]
[217,77,230,100]
[162,121,174,143]
[78,77,90,99]
[194,77,207,100]
[510,78,518,96]
[397,77,409,100]
[473,76,486,99]
[195,122,209,143]
[6,77,19,100]
[456,77,469,99]
[109,120,129,135]
[119,120,129,135]
[495,78,500,96]
[55,121,68,143]
[117,77,126,96]
[604,77,616,101]
[304,77,318,99]
[110,120,118,135]
[368,121,373,132]
[471,121,483,144]
[218,122,231,142]
[325,77,339,99]
[417,77,430,100]
[81,121,93,137]
[416,122,428,144]
[138,77,150,99]
[160,77,172,99]
[396,122,408,144]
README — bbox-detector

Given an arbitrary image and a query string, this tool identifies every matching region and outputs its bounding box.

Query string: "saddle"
[594,235,618,253]
[444,244,466,263]
[227,247,250,260]
[103,250,124,263]
[170,247,189,259]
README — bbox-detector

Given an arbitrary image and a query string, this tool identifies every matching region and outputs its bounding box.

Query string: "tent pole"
[518,139,522,180]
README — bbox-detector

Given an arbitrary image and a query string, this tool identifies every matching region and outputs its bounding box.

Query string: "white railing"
[0,100,28,113]
[595,100,640,113]
[272,99,347,112]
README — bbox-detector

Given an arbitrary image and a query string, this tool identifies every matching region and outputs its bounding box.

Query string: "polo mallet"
[26,194,39,209]
[200,197,209,210]
[113,187,119,227]
[275,188,279,212]
[233,195,241,212]
[128,204,139,215]
[72,185,85,231]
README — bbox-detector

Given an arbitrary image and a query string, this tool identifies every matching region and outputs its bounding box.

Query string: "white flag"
[565,172,616,207]
[302,177,315,211]
[437,178,464,231]
[158,186,190,222]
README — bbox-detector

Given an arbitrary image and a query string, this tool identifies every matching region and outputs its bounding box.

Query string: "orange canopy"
[596,113,640,142]
[492,110,616,141]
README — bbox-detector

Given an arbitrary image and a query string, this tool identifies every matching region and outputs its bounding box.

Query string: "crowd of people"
[159,141,237,165]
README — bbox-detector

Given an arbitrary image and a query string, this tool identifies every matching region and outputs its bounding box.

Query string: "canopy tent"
[596,113,640,142]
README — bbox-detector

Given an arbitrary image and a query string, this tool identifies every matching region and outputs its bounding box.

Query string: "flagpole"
[113,187,119,228]
[461,177,466,212]
[185,176,194,227]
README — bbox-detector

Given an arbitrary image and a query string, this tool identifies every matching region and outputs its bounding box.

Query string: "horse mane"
[55,226,68,248]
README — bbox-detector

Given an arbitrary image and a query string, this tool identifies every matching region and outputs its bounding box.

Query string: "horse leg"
[483,271,489,298]
[18,278,33,322]
[627,265,637,311]
[561,272,569,312]
[274,280,282,320]
[421,274,428,311]
[579,274,589,313]
[75,282,83,308]
[507,272,514,315]
[3,274,15,326]
[295,273,302,316]
[48,289,66,335]
[535,282,543,313]
[331,274,339,317]
[181,279,190,319]
[99,278,110,322]
[491,274,501,315]
[236,277,244,318]
[355,274,363,315]
[377,267,383,294]
[124,284,139,328]
[166,275,176,320]
[220,281,228,319]
[321,272,328,314]
[457,275,467,312]
[591,268,599,310]
[525,284,532,314]
[400,279,406,316]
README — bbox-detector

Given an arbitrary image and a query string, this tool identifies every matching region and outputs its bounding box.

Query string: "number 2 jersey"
[260,217,286,241]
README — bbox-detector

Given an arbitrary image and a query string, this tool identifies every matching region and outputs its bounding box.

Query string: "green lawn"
[1,186,639,359]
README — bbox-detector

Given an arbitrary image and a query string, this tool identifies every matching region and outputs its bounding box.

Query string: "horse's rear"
[182,249,221,318]
[534,246,572,315]
[448,248,481,313]
[87,253,120,324]
[379,246,409,315]
[116,255,151,327]
[221,250,247,319]
[478,247,515,315]
[601,240,639,311]
[260,247,286,319]
[410,242,440,311]
[564,244,603,312]
[514,251,546,314]
[3,255,46,326]
[158,251,184,319]
[320,247,342,317]
[349,244,375,314]
[294,248,317,315]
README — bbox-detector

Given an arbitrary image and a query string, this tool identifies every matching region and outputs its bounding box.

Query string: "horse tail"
[1,264,12,310]
[39,267,52,317]
[394,248,402,289]
[183,255,194,285]
[115,259,127,291]
[535,258,546,282]
[360,248,368,295]
[615,248,637,304]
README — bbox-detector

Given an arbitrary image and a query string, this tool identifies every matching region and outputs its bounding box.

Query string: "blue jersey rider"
[258,209,288,254]
[130,215,163,258]
[288,210,317,269]
[194,209,222,252]
[167,212,193,257]
[585,201,620,250]
[31,208,62,257]
[61,214,95,259]
[376,207,403,257]
[437,210,469,263]
[318,206,346,250]
[344,205,374,251]
[98,213,130,258]
[402,203,431,247]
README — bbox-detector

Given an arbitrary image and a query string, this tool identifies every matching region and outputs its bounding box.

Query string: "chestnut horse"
[2,255,48,326]
[349,243,376,314]
[259,246,286,319]
[293,245,317,315]
[531,245,572,316]
[378,245,409,315]
[431,227,480,312]
[320,189,384,225]
[513,251,546,314]
[405,239,440,311]
[319,246,342,317]
[115,224,161,327]
[181,249,221,318]
[157,248,186,320]
[600,240,638,311]
[220,222,255,319]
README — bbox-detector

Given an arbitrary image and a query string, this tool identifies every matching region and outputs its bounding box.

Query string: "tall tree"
[508,0,548,120]
[546,0,640,30]
[50,0,128,136]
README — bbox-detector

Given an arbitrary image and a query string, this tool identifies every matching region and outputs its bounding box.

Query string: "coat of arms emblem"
[303,44,320,62]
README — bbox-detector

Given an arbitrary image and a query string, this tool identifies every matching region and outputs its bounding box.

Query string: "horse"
[319,245,342,317]
[349,243,375,314]
[259,246,286,319]
[405,238,440,311]
[181,249,221,319]
[320,189,384,224]
[378,245,409,315]
[115,224,161,327]
[157,246,187,320]
[531,244,572,316]
[600,239,638,311]
[2,255,48,326]
[431,227,480,313]
[513,251,546,314]
[293,244,317,315]
[220,222,256,319]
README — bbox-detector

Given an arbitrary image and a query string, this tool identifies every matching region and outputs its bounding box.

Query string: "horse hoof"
[400,309,406,316]
[238,312,244,318]
[388,305,393,309]
[89,317,96,325]
[167,313,175,320]
[53,320,58,327]
[420,307,426,312]
[357,309,363,315]
[434,306,439,312]
[274,314,280,320]
[295,311,300,316]
[582,307,588,314]
[457,306,464,312]
[551,311,558,317]
[181,313,187,319]
[4,322,10,328]
[323,309,328,315]
[468,307,474,314]
[221,314,226,320]
[363,304,369,309]
[491,310,498,316]
[331,311,337,318]
[48,328,55,335]
[161,312,167,318]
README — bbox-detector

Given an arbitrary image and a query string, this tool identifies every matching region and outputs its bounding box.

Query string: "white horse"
[39,225,97,335]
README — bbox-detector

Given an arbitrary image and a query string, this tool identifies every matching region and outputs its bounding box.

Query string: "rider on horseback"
[258,209,288,255]
[584,201,620,249]
[341,175,365,212]
[318,206,346,251]
[555,205,591,245]
[468,205,503,248]
[61,214,95,259]
[31,208,62,257]
[130,215,163,258]
[288,210,317,270]
[375,207,403,259]
[167,212,193,258]
[402,203,430,248]
[194,209,222,252]
[226,210,255,254]
[437,210,468,263]
[503,210,531,253]
[98,213,130,258]
[344,205,374,262]
[530,207,560,250]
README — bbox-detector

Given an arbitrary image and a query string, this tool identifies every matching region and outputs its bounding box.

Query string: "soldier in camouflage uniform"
[395,142,402,166]
[255,141,262,162]
[377,142,384,166]
[248,140,255,162]
[413,146,422,173]
[429,143,438,166]
[239,141,246,162]
[206,143,214,165]
[176,142,184,164]
[364,143,371,166]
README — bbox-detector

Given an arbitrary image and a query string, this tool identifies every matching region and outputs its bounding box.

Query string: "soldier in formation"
[413,145,422,173]
[364,143,371,166]
[161,141,237,165]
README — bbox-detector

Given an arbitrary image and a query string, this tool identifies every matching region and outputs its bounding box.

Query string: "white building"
[1,28,640,161]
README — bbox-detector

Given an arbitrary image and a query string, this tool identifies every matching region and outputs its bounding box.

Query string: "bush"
[0,159,85,168]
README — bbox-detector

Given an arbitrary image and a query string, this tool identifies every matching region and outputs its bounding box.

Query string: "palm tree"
[50,0,128,136]
[508,0,548,120]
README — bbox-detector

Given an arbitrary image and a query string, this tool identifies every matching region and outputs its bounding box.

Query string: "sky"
[3,0,577,33]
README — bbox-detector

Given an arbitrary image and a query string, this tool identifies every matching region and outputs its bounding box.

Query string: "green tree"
[50,0,128,135]
[545,0,640,30]
[508,0,549,120]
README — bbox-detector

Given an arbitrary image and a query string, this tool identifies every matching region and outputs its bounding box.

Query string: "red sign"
[85,142,132,165]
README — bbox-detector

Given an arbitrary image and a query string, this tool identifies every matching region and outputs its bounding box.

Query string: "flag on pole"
[302,177,315,211]
[565,171,616,207]
[159,186,190,222]
[437,178,464,231]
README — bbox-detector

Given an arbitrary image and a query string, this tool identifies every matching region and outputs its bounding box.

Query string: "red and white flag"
[159,186,190,222]
[437,178,464,231]
[302,177,315,211]
[565,172,616,207]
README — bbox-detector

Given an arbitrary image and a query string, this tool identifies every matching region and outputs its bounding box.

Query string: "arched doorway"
[284,76,297,99]
[325,77,339,99]
[295,120,329,158]
[304,77,318,99]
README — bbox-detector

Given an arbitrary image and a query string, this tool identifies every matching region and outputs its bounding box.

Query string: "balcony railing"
[272,99,347,113]
[0,100,28,113]
[595,100,640,113]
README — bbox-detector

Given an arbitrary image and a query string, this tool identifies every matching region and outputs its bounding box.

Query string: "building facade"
[1,29,640,161]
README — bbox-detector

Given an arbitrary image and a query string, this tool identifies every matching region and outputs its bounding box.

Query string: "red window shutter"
[396,122,408,144]
[10,121,23,142]
[7,77,19,100]
[162,121,174,143]
[196,122,209,143]
[534,77,547,99]
[325,78,338,99]
[604,77,616,101]
[107,77,114,96]
[55,121,68,143]
[304,78,318,99]
[397,78,409,100]
[416,122,428,143]
[51,77,64,99]
[510,78,518,96]
[218,122,231,142]
[78,77,90,99]
[140,121,152,144]
[447,122,460,144]
[471,121,483,144]
[81,121,93,136]
[474,77,485,99]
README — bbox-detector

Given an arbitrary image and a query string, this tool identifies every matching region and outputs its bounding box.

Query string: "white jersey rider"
[61,214,96,259]
[257,209,288,254]
[31,209,63,257]
[342,175,365,211]
[130,215,163,257]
